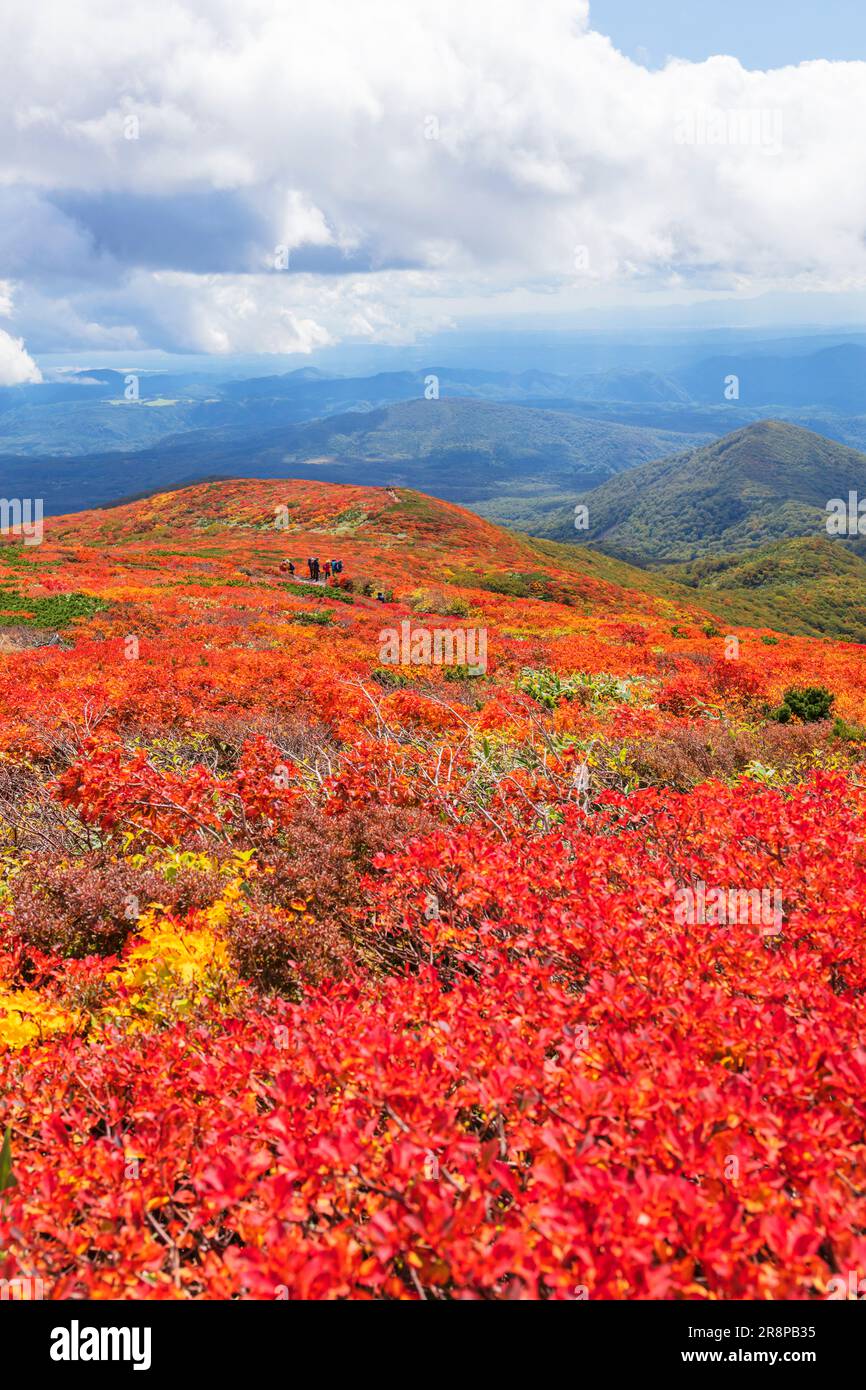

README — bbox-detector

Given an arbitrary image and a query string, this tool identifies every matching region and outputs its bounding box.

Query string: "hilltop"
[571,420,866,565]
[28,476,705,643]
[8,473,866,678]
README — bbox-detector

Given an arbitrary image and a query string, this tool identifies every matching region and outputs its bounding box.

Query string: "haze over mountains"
[11,336,866,455]
[0,393,707,519]
[9,335,866,523]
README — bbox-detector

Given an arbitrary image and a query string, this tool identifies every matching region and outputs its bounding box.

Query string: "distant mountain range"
[3,364,698,458]
[9,338,866,461]
[0,397,707,517]
[558,420,866,644]
[676,343,866,410]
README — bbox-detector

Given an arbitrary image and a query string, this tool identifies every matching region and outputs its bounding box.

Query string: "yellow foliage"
[0,989,77,1050]
[0,871,246,1049]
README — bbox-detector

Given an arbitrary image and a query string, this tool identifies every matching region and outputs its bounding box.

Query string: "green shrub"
[449,569,552,600]
[322,584,354,604]
[443,663,485,681]
[410,587,470,618]
[832,715,866,742]
[289,610,333,626]
[371,667,410,688]
[770,685,834,724]
[0,589,108,628]
[282,580,353,605]
[517,667,636,710]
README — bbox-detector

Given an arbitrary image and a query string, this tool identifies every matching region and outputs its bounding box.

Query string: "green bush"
[443,663,485,681]
[282,580,354,605]
[770,685,834,724]
[371,667,410,688]
[517,666,636,711]
[449,569,552,600]
[288,610,333,626]
[832,715,866,742]
[410,587,470,618]
[322,584,354,604]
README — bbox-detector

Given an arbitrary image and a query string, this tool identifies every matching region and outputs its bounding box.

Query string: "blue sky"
[590,0,866,69]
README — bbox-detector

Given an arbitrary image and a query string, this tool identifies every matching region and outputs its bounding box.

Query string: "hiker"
[311,557,321,582]
[333,559,343,575]
[323,561,332,580]
[307,557,314,580]
[288,559,295,576]
[279,559,295,576]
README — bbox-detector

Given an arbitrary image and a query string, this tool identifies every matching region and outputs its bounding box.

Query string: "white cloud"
[1,1,866,352]
[126,268,455,353]
[0,328,42,384]
[144,272,333,354]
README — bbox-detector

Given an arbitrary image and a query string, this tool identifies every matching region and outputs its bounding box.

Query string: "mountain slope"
[31,471,866,644]
[572,420,866,565]
[664,536,866,643]
[59,475,698,622]
[6,476,866,1302]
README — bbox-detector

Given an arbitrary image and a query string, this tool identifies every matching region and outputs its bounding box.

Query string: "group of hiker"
[279,556,344,583]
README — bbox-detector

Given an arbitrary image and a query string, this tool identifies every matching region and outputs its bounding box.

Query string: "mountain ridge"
[571,419,866,565]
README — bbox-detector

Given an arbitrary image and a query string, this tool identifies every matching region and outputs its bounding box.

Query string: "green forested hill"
[569,420,866,565]
[664,536,866,642]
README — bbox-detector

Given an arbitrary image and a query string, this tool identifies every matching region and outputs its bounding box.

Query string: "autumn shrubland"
[1,478,866,1299]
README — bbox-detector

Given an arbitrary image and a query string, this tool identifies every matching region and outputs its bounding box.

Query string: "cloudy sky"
[1,0,866,381]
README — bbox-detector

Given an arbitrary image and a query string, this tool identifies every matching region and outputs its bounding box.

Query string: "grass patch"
[282,580,354,605]
[287,609,334,626]
[0,588,109,628]
[449,568,553,600]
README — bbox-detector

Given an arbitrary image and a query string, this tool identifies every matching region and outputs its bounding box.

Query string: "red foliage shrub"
[9,852,227,959]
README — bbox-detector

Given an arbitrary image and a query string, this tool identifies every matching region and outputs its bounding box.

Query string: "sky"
[589,0,866,70]
[2,0,866,381]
